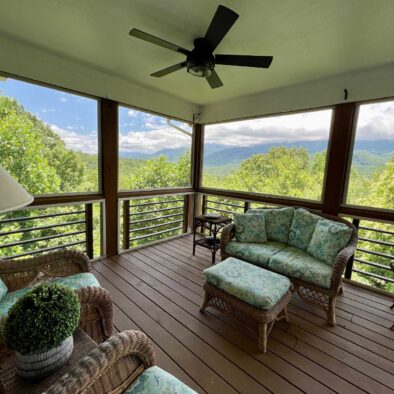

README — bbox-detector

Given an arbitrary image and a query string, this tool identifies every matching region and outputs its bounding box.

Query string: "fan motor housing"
[186,38,215,77]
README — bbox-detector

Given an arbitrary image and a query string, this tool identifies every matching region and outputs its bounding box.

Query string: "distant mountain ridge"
[120,140,394,168]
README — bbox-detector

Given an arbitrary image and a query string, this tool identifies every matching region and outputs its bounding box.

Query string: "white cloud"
[127,109,138,117]
[60,97,67,102]
[119,127,191,153]
[205,105,394,147]
[355,101,394,140]
[50,125,98,154]
[205,110,333,146]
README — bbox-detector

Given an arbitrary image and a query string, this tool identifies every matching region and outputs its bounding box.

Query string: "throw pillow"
[307,219,353,265]
[288,208,320,250]
[0,278,7,302]
[247,207,294,243]
[234,213,267,243]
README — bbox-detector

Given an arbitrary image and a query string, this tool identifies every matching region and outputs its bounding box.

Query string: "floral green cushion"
[125,366,197,394]
[307,219,353,266]
[288,208,320,250]
[247,207,294,243]
[0,287,30,317]
[225,241,287,268]
[0,273,100,318]
[0,279,7,302]
[203,257,291,309]
[234,213,267,243]
[269,246,333,289]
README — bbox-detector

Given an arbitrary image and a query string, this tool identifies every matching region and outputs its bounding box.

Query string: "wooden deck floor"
[94,235,394,394]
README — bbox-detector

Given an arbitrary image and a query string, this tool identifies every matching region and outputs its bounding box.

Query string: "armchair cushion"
[288,208,320,250]
[307,219,353,266]
[234,213,267,243]
[269,246,333,289]
[248,207,294,243]
[0,279,7,302]
[203,257,291,309]
[225,241,287,268]
[0,272,100,317]
[125,366,197,394]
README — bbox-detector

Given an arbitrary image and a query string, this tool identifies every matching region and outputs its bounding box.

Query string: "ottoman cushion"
[203,257,291,309]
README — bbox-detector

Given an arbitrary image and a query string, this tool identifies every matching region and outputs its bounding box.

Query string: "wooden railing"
[121,193,192,250]
[0,203,97,259]
[201,193,394,292]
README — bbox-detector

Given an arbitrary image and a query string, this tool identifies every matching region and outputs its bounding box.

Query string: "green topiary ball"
[4,283,80,355]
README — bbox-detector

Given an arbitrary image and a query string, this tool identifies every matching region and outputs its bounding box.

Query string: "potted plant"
[3,283,80,379]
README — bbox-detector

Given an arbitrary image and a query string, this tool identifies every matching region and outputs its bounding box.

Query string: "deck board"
[94,235,394,394]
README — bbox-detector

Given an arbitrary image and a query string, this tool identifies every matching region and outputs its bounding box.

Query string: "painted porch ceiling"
[0,0,394,107]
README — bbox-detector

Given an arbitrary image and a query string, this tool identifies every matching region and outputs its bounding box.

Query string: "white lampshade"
[0,165,34,213]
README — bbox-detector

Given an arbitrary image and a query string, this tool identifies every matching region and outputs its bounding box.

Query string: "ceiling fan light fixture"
[186,60,214,77]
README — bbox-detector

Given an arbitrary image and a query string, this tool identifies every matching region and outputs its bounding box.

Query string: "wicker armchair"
[220,209,358,326]
[0,250,113,348]
[45,330,156,394]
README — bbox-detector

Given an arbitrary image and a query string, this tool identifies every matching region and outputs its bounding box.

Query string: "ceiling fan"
[129,5,273,89]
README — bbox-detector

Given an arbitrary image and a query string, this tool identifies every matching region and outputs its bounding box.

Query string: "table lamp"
[0,165,34,213]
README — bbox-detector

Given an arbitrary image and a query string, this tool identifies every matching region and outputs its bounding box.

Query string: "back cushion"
[234,213,267,243]
[247,207,294,243]
[307,219,353,265]
[288,208,320,250]
[0,278,7,302]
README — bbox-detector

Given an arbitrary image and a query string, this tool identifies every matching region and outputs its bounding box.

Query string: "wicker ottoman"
[201,257,292,352]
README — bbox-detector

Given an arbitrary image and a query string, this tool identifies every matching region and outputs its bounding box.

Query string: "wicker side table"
[0,329,96,394]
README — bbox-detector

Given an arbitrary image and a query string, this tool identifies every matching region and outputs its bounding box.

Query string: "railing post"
[345,218,360,279]
[123,200,130,250]
[85,203,94,259]
[183,195,190,233]
[244,201,250,213]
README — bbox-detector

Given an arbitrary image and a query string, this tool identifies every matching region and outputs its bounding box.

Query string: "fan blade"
[206,70,223,89]
[215,54,273,68]
[204,5,239,51]
[151,62,187,77]
[129,28,190,55]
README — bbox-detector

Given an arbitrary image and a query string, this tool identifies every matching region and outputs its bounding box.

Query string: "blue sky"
[0,77,192,154]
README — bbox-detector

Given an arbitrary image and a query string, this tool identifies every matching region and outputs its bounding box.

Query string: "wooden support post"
[244,201,251,213]
[84,203,94,259]
[322,103,356,216]
[100,99,119,256]
[123,200,130,250]
[202,195,207,215]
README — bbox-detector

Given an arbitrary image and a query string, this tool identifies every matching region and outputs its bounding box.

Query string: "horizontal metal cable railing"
[0,203,97,259]
[121,194,191,249]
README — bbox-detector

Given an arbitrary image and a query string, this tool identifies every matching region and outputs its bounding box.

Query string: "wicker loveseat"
[0,250,113,354]
[220,207,358,325]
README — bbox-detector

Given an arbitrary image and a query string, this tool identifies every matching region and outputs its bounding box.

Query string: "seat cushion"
[247,207,294,243]
[288,208,320,250]
[125,366,197,394]
[0,279,7,302]
[0,273,100,317]
[307,219,353,266]
[234,213,267,243]
[269,246,333,289]
[203,257,291,309]
[225,241,287,268]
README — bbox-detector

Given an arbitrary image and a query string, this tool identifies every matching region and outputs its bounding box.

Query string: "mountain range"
[120,140,394,174]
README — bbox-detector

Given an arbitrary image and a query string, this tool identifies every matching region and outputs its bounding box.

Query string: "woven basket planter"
[15,336,73,379]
